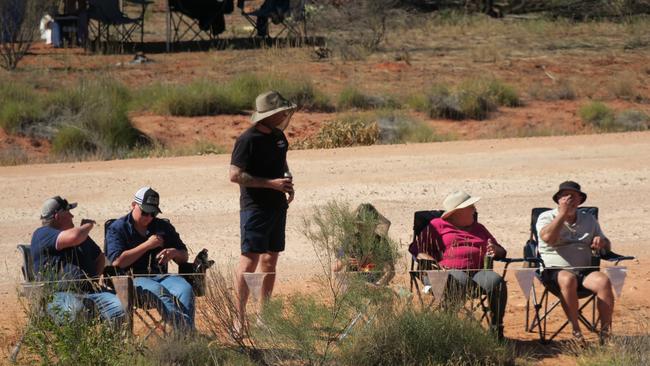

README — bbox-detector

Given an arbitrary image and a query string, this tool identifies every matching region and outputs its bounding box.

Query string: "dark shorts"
[240,208,287,254]
[541,267,598,294]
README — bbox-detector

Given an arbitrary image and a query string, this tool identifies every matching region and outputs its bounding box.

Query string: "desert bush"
[22,302,135,366]
[48,80,145,157]
[579,101,615,129]
[141,335,255,366]
[0,144,29,165]
[613,109,650,131]
[421,79,520,121]
[309,0,400,58]
[606,71,641,101]
[293,116,379,149]
[339,308,515,366]
[375,112,453,143]
[0,81,44,133]
[528,79,577,101]
[137,75,332,116]
[577,333,650,366]
[337,87,399,111]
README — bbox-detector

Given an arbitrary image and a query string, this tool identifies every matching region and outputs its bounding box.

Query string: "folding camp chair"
[237,0,304,39]
[10,245,46,362]
[104,218,214,339]
[87,0,148,51]
[408,210,522,332]
[523,207,635,343]
[166,0,231,51]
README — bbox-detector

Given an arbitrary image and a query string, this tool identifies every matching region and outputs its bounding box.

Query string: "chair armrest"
[495,257,525,264]
[601,251,635,262]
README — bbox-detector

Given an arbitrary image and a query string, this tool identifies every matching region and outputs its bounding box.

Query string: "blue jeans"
[134,275,194,330]
[47,291,126,325]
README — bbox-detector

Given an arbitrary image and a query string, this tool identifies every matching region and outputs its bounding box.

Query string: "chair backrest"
[17,244,35,283]
[104,218,117,255]
[88,0,125,22]
[412,210,444,240]
[525,206,599,259]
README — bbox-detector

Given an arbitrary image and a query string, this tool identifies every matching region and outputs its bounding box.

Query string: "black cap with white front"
[134,187,162,214]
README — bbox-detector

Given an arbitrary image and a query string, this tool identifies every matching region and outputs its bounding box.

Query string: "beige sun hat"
[441,190,481,219]
[251,91,297,124]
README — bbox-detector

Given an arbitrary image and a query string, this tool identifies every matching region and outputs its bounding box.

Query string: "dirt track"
[1,132,649,356]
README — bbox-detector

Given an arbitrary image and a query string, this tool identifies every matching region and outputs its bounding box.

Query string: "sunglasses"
[138,206,158,218]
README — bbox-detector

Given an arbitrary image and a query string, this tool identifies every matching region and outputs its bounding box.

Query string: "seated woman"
[333,203,396,287]
[409,190,507,338]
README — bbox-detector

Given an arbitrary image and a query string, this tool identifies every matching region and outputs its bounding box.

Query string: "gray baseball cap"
[40,196,77,219]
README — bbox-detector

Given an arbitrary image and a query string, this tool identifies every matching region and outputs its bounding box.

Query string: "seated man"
[106,187,194,331]
[409,190,508,338]
[333,203,396,287]
[537,181,614,342]
[31,196,125,324]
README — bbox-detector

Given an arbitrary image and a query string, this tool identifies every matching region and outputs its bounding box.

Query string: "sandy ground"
[1,131,649,363]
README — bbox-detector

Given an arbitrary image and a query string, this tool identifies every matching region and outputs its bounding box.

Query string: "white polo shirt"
[535,208,606,268]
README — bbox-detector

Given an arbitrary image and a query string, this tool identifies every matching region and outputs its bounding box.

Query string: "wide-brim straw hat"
[441,190,481,219]
[251,91,297,124]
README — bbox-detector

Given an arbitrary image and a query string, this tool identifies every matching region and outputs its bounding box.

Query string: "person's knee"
[557,271,578,290]
[586,272,613,294]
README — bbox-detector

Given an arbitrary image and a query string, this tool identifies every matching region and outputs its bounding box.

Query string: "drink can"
[284,171,292,181]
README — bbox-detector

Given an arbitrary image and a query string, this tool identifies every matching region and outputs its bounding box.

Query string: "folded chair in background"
[408,210,523,333]
[237,0,305,39]
[166,0,232,51]
[87,0,148,51]
[523,207,635,343]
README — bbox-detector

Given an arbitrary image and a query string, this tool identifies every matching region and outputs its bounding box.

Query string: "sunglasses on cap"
[54,197,73,213]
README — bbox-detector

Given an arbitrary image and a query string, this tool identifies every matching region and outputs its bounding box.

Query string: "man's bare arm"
[229,165,293,193]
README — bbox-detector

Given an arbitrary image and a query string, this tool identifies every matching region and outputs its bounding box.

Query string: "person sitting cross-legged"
[106,187,194,331]
[31,196,125,325]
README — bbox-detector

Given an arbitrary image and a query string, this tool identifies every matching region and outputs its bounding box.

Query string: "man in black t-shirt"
[230,91,296,328]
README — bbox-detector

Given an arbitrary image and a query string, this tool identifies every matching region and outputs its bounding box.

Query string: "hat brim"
[251,104,297,124]
[67,202,78,210]
[140,204,162,214]
[441,196,481,219]
[553,190,587,204]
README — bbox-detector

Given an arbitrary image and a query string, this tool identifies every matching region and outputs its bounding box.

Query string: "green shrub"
[141,335,255,366]
[48,80,145,157]
[0,100,44,133]
[423,79,519,121]
[138,75,332,116]
[293,116,379,149]
[579,101,615,130]
[339,309,515,366]
[23,309,134,366]
[613,109,650,131]
[528,79,577,101]
[338,87,398,111]
[52,126,94,155]
[577,333,650,366]
[376,112,453,143]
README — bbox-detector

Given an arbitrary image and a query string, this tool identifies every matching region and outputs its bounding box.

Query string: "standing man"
[230,91,296,327]
[31,196,125,324]
[106,187,194,331]
[537,181,615,342]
